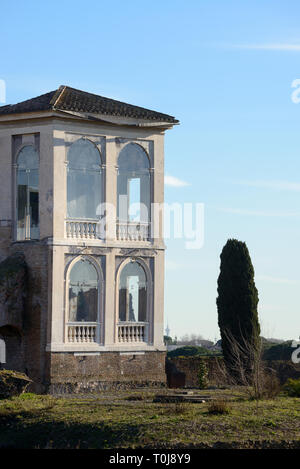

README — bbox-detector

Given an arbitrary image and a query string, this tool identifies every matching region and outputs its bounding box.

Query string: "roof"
[0,85,178,124]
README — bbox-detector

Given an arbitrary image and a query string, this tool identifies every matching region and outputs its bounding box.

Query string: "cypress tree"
[216,239,260,376]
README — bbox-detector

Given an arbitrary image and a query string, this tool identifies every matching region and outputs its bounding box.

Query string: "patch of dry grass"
[0,388,299,448]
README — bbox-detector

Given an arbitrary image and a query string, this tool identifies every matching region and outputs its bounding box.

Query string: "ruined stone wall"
[8,242,50,392]
[167,356,300,388]
[166,356,225,388]
[47,351,166,393]
[0,224,12,263]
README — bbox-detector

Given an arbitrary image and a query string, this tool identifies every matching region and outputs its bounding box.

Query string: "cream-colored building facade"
[0,86,178,392]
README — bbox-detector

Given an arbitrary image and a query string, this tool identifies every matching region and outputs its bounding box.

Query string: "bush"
[198,359,208,389]
[161,402,189,415]
[167,346,211,358]
[260,372,281,399]
[283,378,300,397]
[207,399,231,415]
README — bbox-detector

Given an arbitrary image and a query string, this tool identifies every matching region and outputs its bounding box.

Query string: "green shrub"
[167,346,210,358]
[283,378,300,397]
[17,392,38,400]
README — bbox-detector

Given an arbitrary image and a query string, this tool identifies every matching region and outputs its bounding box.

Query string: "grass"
[0,388,299,449]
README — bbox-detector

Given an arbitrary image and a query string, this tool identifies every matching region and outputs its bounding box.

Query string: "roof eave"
[0,109,179,128]
[55,109,178,128]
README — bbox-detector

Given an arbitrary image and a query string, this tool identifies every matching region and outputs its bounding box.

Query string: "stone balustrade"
[118,322,148,343]
[67,323,98,343]
[116,221,149,241]
[65,219,99,239]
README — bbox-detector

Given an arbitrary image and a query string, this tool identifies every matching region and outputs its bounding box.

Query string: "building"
[0,86,178,392]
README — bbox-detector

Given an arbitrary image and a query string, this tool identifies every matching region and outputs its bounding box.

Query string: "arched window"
[68,259,98,322]
[16,145,39,240]
[67,139,102,219]
[117,143,150,223]
[118,261,147,322]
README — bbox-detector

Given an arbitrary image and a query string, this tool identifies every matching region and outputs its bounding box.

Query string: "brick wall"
[47,351,167,393]
[8,242,49,392]
[167,356,300,388]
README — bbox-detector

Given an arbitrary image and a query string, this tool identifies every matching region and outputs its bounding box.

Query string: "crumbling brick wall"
[47,351,167,393]
[167,356,300,388]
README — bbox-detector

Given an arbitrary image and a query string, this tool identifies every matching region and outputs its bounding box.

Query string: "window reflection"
[69,259,98,322]
[16,145,39,240]
[117,143,150,223]
[119,261,147,322]
[67,139,102,219]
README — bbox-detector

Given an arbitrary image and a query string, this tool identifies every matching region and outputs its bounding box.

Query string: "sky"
[1,0,300,342]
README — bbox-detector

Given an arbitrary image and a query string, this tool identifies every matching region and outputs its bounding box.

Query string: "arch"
[117,143,151,224]
[65,254,104,285]
[16,145,39,240]
[116,258,152,324]
[17,144,39,169]
[68,138,102,169]
[117,142,150,172]
[67,138,102,219]
[66,256,101,323]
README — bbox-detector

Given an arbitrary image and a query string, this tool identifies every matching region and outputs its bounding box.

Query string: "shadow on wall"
[0,325,24,373]
[166,359,186,388]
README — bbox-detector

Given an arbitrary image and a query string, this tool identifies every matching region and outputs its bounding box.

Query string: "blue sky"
[1,0,300,341]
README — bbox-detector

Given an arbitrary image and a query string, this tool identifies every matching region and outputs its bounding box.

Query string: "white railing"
[67,323,99,343]
[118,322,148,343]
[65,219,99,239]
[116,221,150,241]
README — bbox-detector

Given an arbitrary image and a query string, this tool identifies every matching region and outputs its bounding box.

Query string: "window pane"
[17,185,26,239]
[16,146,39,240]
[119,287,126,322]
[68,139,101,170]
[119,262,147,322]
[69,259,98,322]
[128,275,139,321]
[118,143,149,173]
[69,286,98,322]
[70,259,98,284]
[29,191,39,231]
[138,285,147,322]
[29,169,39,190]
[67,139,101,219]
[67,170,101,218]
[17,146,39,170]
[128,178,140,222]
[117,144,150,223]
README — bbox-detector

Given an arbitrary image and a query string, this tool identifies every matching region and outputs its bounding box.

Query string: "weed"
[283,378,300,397]
[207,399,231,415]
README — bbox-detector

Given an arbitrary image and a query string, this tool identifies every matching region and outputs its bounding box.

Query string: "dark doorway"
[0,325,24,372]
